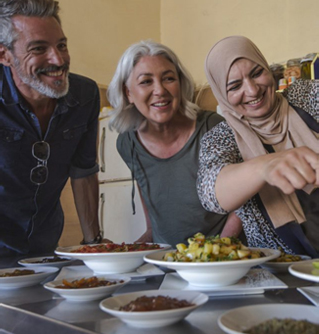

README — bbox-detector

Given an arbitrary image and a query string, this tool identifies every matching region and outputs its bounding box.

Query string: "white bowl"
[18,256,75,269]
[44,274,130,302]
[289,258,319,283]
[55,243,171,274]
[0,266,59,289]
[218,303,319,334]
[260,255,311,273]
[99,289,208,328]
[144,248,280,288]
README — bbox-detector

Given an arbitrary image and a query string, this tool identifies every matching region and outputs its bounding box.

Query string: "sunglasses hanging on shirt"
[30,141,50,185]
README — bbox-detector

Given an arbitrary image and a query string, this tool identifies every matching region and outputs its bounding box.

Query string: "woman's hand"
[261,146,319,194]
[215,146,319,212]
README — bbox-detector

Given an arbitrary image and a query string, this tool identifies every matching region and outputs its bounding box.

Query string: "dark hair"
[0,0,61,50]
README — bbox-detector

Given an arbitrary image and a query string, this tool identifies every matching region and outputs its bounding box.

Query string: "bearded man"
[0,0,107,256]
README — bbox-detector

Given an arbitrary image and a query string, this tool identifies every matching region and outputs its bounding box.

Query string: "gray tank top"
[117,110,228,247]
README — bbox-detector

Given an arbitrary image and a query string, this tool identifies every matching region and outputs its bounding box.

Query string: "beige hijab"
[205,35,319,228]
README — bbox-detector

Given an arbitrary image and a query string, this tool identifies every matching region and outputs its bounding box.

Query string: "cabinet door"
[99,181,146,243]
[98,117,131,181]
[59,179,82,247]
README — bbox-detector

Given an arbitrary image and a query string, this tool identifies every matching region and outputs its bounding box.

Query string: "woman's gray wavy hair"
[0,0,61,51]
[107,40,200,133]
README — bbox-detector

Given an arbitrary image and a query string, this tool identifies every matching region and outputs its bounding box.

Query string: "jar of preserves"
[300,53,317,79]
[278,78,288,90]
[284,58,301,85]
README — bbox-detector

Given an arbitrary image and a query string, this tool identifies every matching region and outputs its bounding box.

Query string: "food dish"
[166,233,264,262]
[99,289,208,328]
[18,256,75,269]
[218,304,319,334]
[260,254,311,273]
[55,243,171,274]
[144,248,280,287]
[44,275,130,302]
[0,266,59,289]
[288,259,319,283]
[70,243,164,253]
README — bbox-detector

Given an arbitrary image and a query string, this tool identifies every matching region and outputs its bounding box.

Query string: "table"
[0,254,317,334]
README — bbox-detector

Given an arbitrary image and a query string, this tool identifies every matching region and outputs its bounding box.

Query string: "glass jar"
[300,53,317,79]
[284,58,301,85]
[278,78,288,90]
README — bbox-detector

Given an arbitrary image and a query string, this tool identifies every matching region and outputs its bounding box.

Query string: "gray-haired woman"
[107,40,242,247]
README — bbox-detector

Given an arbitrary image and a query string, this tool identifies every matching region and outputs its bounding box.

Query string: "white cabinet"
[98,116,132,181]
[99,181,146,243]
[98,116,147,242]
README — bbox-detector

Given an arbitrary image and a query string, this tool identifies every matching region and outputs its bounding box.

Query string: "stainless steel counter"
[0,254,317,334]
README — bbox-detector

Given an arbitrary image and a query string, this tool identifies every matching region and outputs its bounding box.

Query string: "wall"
[58,0,161,85]
[59,0,319,87]
[160,0,319,85]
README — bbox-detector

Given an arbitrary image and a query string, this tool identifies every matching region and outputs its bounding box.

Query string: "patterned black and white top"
[197,80,319,254]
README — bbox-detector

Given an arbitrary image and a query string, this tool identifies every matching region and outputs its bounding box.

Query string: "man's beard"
[13,57,70,99]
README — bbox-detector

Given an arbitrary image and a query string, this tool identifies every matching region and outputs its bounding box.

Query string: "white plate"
[218,303,319,334]
[160,269,287,296]
[144,248,280,288]
[44,275,130,302]
[260,254,311,273]
[55,243,171,274]
[18,256,75,269]
[54,264,164,283]
[128,263,165,280]
[297,286,319,307]
[99,289,208,328]
[0,266,59,289]
[289,259,319,283]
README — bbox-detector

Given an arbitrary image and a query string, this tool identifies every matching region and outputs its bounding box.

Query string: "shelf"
[98,83,110,109]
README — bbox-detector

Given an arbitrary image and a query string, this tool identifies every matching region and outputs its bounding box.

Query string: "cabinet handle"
[100,127,106,173]
[99,192,105,237]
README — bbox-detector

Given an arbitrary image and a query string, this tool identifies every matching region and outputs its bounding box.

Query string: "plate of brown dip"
[0,266,59,289]
[19,255,75,269]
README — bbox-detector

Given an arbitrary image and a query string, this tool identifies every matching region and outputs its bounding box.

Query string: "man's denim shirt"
[0,65,100,255]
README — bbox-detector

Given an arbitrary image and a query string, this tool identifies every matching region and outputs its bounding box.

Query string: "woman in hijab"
[197,35,319,257]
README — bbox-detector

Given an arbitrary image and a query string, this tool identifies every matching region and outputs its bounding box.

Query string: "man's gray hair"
[0,0,61,50]
[107,40,199,133]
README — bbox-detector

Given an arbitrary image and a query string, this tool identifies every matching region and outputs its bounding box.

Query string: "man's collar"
[0,65,20,105]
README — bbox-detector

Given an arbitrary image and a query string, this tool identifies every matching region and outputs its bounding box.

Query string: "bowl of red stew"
[55,242,171,274]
